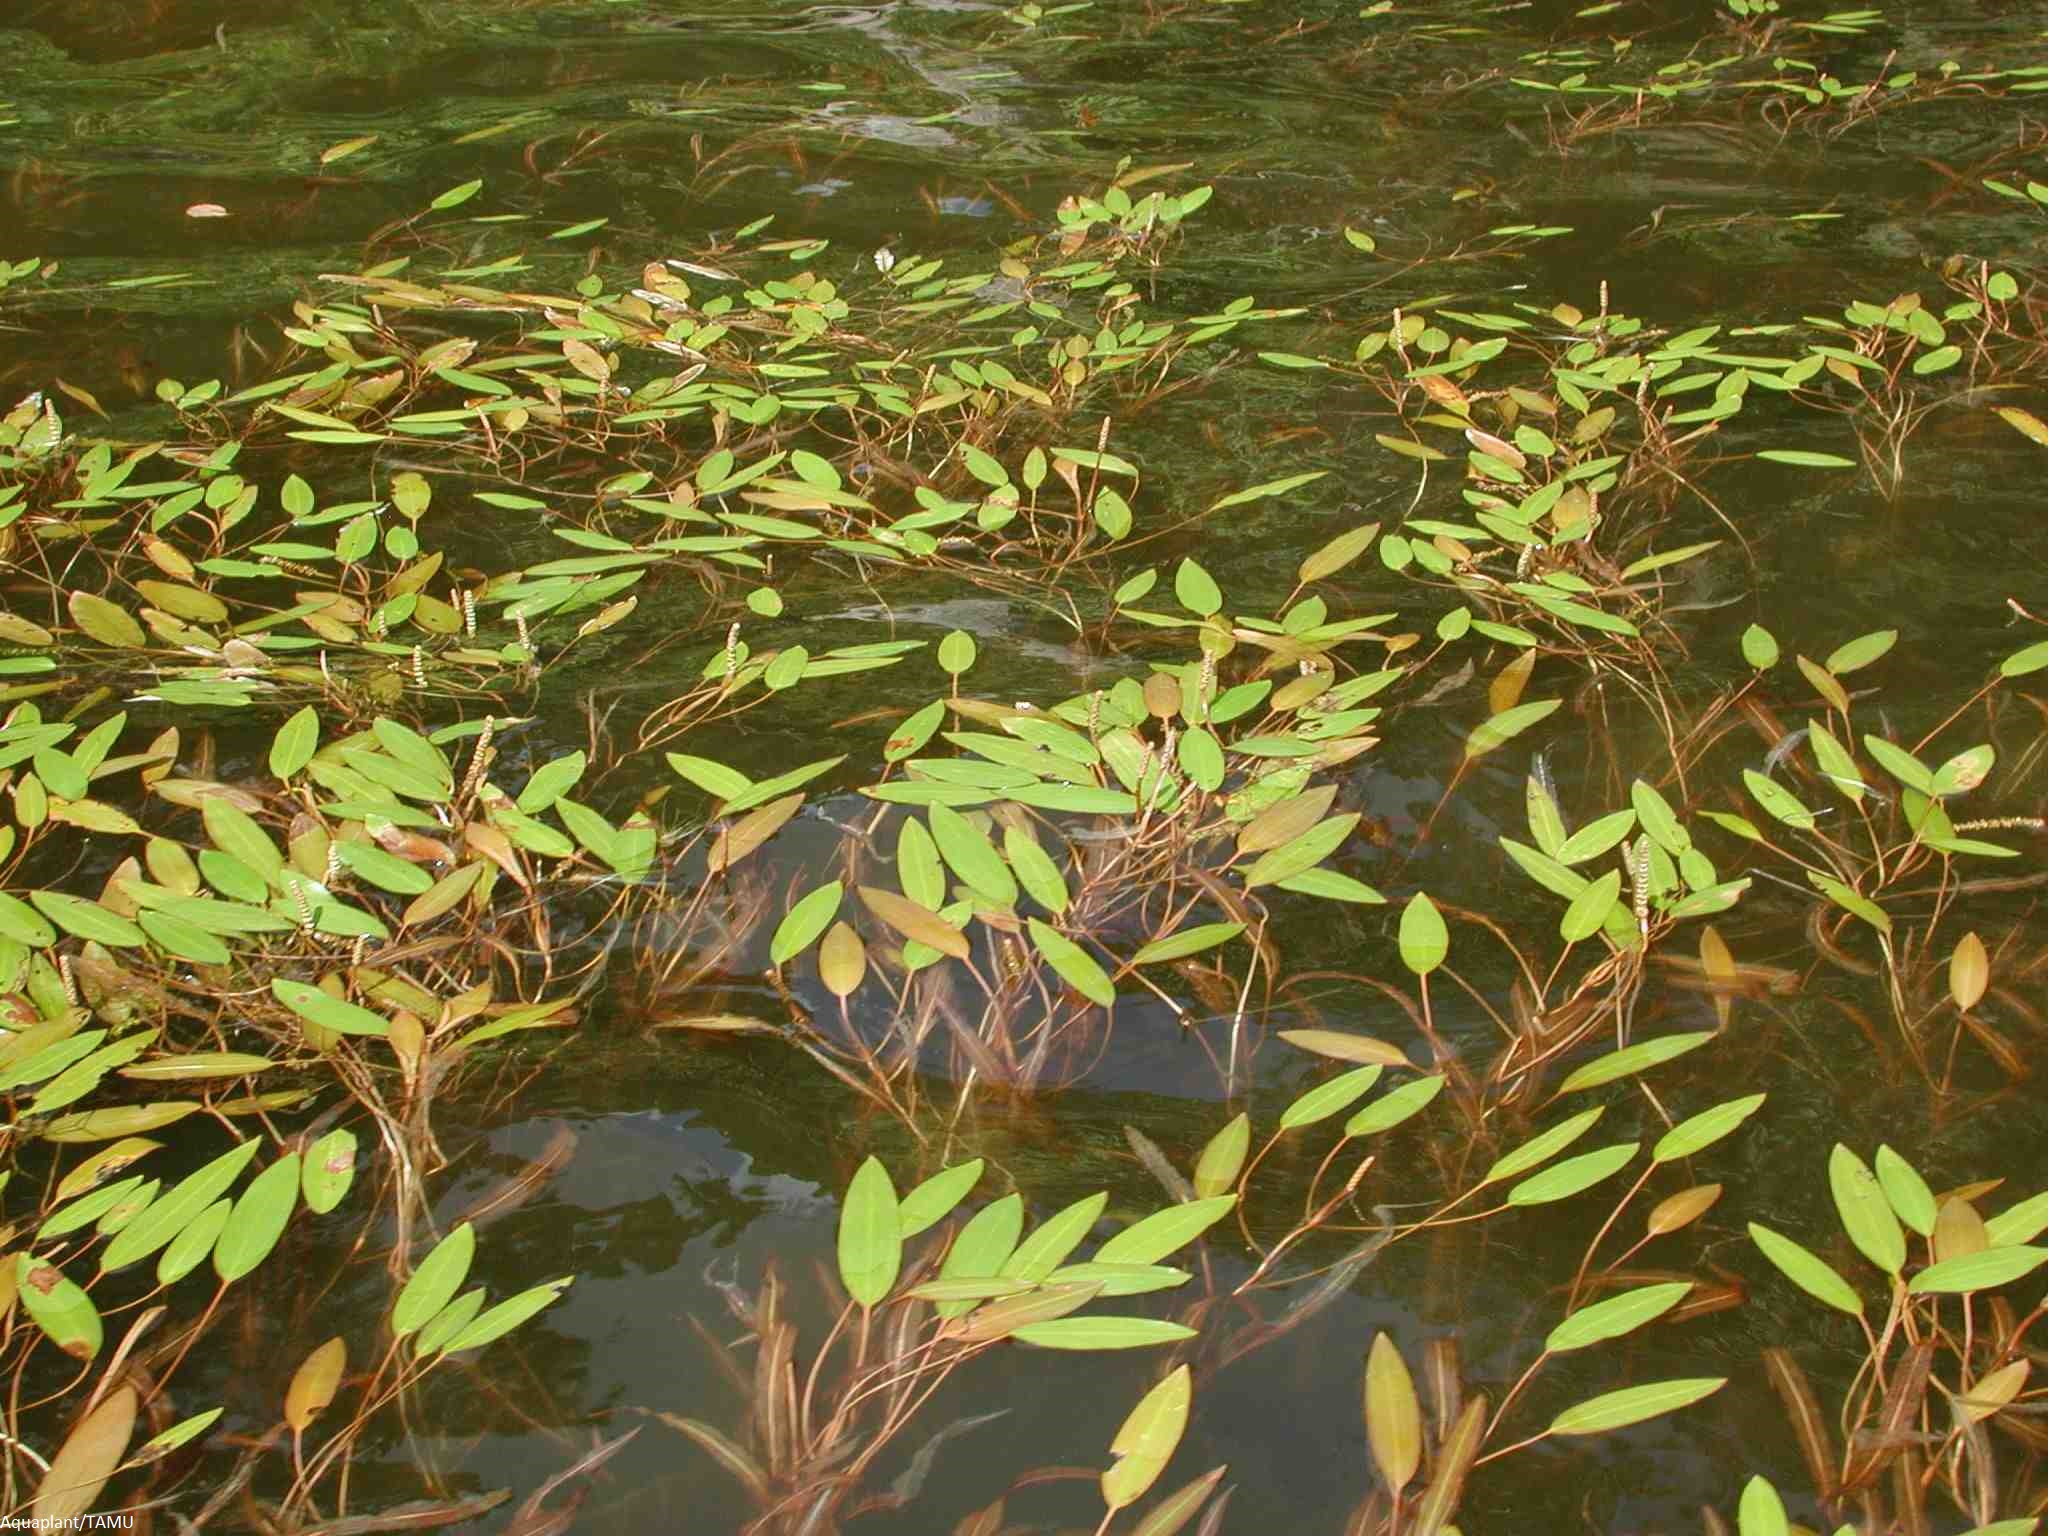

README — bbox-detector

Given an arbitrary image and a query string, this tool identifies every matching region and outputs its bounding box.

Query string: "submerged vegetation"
[2,0,2048,1528]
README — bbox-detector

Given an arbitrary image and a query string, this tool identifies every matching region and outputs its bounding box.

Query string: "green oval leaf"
[1028,918,1116,1007]
[1465,698,1562,760]
[898,1160,985,1239]
[769,880,842,967]
[155,1199,231,1285]
[1480,1107,1604,1188]
[270,977,390,1038]
[1907,1245,2048,1296]
[1174,559,1223,618]
[1653,1093,1766,1164]
[1280,1066,1383,1132]
[1749,1221,1863,1316]
[442,1276,572,1353]
[1545,1281,1693,1354]
[1547,1376,1725,1436]
[1558,1032,1713,1095]
[15,1254,102,1360]
[1345,1073,1447,1136]
[393,1222,476,1337]
[1398,892,1448,976]
[1095,1195,1237,1266]
[1010,1317,1198,1350]
[214,1153,300,1282]
[1829,1144,1905,1276]
[269,707,320,780]
[1507,1141,1638,1206]
[301,1129,358,1215]
[837,1156,902,1307]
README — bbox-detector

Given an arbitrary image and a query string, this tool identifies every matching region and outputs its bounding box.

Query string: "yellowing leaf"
[1364,1334,1422,1491]
[34,1384,134,1523]
[1103,1365,1191,1512]
[285,1336,346,1432]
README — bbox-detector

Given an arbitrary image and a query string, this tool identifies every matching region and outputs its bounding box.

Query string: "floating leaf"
[271,978,390,1038]
[1102,1365,1191,1512]
[1005,826,1071,915]
[1737,1476,1788,1536]
[1299,523,1381,583]
[301,1129,358,1214]
[1480,1107,1603,1188]
[1653,1094,1766,1163]
[1174,559,1223,617]
[285,1337,345,1432]
[1096,1195,1236,1266]
[1010,1317,1196,1350]
[1280,1065,1384,1131]
[1345,1074,1447,1136]
[770,881,842,967]
[1132,921,1242,965]
[898,1160,985,1239]
[818,922,866,997]
[33,1384,134,1523]
[15,1255,101,1360]
[837,1157,901,1307]
[1507,1142,1637,1205]
[1193,1115,1250,1198]
[393,1223,475,1337]
[1028,918,1115,1007]
[1559,1032,1712,1094]
[442,1276,571,1353]
[1756,449,1854,469]
[1278,1030,1410,1068]
[937,630,977,675]
[1465,698,1561,760]
[1749,1221,1863,1315]
[68,590,146,648]
[1364,1334,1422,1491]
[1398,892,1448,976]
[1547,1377,1725,1436]
[269,707,319,780]
[930,804,1017,906]
[1561,869,1622,941]
[1824,629,1896,675]
[1907,1245,2048,1296]
[215,1154,300,1282]
[1546,1282,1693,1354]
[860,885,968,959]
[1829,1145,1905,1276]
[1003,1193,1109,1284]
[101,1137,261,1273]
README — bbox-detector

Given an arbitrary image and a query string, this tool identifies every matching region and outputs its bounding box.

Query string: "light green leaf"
[1749,1221,1863,1315]
[1653,1094,1766,1163]
[1558,1032,1713,1094]
[1907,1246,2048,1296]
[837,1157,902,1307]
[1546,1281,1693,1354]
[393,1223,476,1337]
[1095,1195,1236,1266]
[1398,893,1448,976]
[1547,1377,1725,1436]
[1345,1074,1447,1136]
[1507,1142,1637,1205]
[1028,918,1115,1006]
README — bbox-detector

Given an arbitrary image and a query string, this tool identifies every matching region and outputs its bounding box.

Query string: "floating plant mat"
[3,0,2048,1529]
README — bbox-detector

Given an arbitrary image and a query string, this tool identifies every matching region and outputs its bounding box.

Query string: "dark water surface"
[4,0,2048,1531]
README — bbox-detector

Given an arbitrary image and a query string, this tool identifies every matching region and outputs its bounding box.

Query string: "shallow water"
[5,0,2048,1530]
